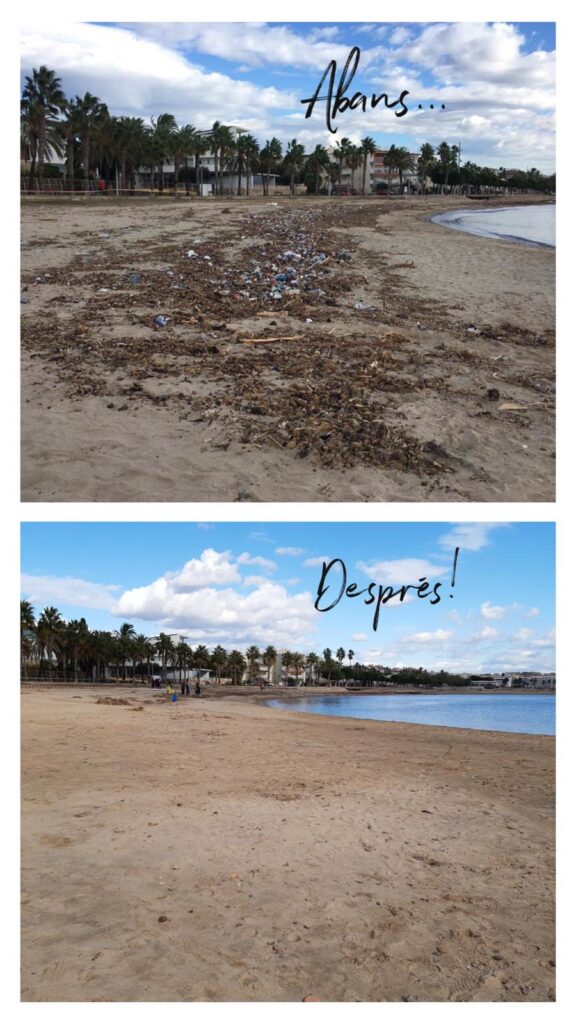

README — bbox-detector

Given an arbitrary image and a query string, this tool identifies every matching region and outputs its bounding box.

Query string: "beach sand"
[21,195,554,502]
[21,687,555,1002]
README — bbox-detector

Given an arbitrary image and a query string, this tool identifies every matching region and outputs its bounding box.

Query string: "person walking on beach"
[166,682,174,702]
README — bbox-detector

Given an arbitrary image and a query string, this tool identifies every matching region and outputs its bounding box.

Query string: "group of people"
[164,680,202,701]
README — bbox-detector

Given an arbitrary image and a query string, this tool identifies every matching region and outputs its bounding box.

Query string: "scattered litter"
[466,324,480,333]
[153,315,170,328]
[21,295,29,304]
[127,273,141,285]
[486,388,500,401]
[186,250,198,258]
[499,402,528,411]
[98,232,110,238]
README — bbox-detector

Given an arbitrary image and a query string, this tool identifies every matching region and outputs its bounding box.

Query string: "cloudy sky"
[21,522,555,674]
[20,20,555,172]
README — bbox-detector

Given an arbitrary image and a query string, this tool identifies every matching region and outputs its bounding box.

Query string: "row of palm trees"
[20,601,357,686]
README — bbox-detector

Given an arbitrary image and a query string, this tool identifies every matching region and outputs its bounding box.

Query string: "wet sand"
[21,195,554,502]
[21,687,555,1002]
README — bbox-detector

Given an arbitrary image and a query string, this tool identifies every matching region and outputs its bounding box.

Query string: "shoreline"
[21,194,555,502]
[430,203,555,250]
[22,687,555,1002]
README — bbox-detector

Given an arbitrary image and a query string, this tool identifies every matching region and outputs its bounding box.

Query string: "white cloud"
[352,632,368,642]
[514,627,533,642]
[479,626,498,639]
[480,600,507,620]
[114,570,315,647]
[21,574,120,610]
[303,555,330,567]
[237,552,277,572]
[275,547,305,557]
[403,628,452,644]
[168,549,240,589]
[526,607,540,619]
[357,558,448,585]
[438,523,507,552]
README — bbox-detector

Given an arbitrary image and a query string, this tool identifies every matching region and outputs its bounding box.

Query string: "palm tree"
[260,138,282,196]
[306,145,331,195]
[211,645,227,684]
[133,633,152,683]
[336,647,346,677]
[189,131,207,193]
[385,145,415,193]
[348,145,363,192]
[292,652,305,685]
[283,139,306,196]
[156,633,175,684]
[437,141,457,193]
[172,124,196,194]
[114,622,136,679]
[21,66,66,189]
[37,606,65,679]
[191,644,210,684]
[347,649,355,671]
[322,647,333,683]
[66,618,90,682]
[263,645,277,684]
[281,650,293,681]
[21,600,36,678]
[150,113,177,192]
[210,121,235,195]
[74,92,108,192]
[360,136,377,194]
[417,142,435,195]
[227,649,246,685]
[333,136,353,184]
[246,645,261,682]
[174,640,191,687]
[306,652,319,685]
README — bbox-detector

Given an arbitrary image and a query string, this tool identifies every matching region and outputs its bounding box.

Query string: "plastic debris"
[186,250,198,258]
[21,295,29,304]
[127,273,141,285]
[466,324,479,333]
[153,315,170,328]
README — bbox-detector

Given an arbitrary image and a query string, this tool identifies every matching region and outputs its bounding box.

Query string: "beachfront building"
[370,149,422,194]
[509,673,556,690]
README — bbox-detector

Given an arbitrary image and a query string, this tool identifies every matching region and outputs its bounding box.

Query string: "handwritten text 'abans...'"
[301,46,445,134]
[314,548,460,632]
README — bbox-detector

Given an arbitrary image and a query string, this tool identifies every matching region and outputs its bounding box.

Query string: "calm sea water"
[432,204,555,247]
[267,693,555,735]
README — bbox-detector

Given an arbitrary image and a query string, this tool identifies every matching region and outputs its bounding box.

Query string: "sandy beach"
[21,686,555,1002]
[21,195,554,503]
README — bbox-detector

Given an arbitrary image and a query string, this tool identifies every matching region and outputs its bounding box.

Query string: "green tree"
[150,113,177,192]
[227,649,246,684]
[360,136,377,194]
[211,645,227,683]
[305,145,331,195]
[260,137,282,196]
[246,645,261,682]
[283,139,306,196]
[263,645,277,684]
[172,124,196,193]
[417,142,436,195]
[21,66,66,190]
[74,92,108,192]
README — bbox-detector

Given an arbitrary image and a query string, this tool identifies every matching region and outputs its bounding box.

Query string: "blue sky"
[21,21,556,171]
[21,522,555,673]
